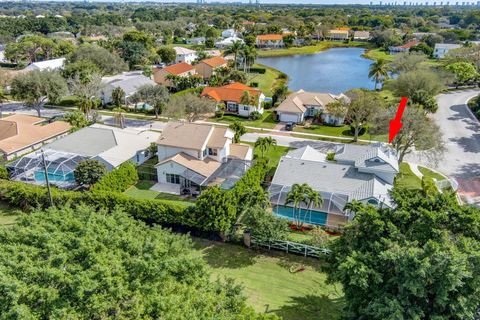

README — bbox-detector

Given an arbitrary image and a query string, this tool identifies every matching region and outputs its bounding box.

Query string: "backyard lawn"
[394,163,422,190]
[247,63,286,97]
[362,48,395,62]
[212,110,277,129]
[124,181,194,205]
[193,238,344,320]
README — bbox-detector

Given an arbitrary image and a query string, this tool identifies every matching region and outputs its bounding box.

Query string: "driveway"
[420,89,480,202]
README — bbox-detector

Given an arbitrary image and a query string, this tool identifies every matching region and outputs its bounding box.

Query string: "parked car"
[285,122,295,131]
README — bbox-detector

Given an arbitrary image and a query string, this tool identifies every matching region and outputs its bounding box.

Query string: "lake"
[257,47,375,94]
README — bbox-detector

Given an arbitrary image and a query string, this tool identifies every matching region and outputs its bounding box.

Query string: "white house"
[101,71,157,105]
[155,122,253,194]
[269,143,399,228]
[201,82,265,117]
[0,44,6,63]
[255,34,285,48]
[173,46,197,64]
[215,36,244,49]
[23,57,65,72]
[275,89,349,125]
[221,29,237,38]
[433,43,462,58]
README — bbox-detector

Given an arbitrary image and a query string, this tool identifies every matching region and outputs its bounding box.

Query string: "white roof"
[216,36,245,46]
[434,43,462,50]
[24,58,65,72]
[102,71,156,96]
[91,124,160,168]
[174,46,196,55]
[284,145,327,162]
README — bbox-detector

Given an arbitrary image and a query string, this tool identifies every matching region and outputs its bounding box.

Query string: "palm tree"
[241,45,258,73]
[113,107,126,129]
[224,40,245,70]
[229,121,246,143]
[285,184,309,229]
[303,187,322,229]
[343,200,364,217]
[368,58,390,90]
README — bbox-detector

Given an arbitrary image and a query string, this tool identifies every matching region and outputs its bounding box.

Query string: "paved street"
[408,89,480,202]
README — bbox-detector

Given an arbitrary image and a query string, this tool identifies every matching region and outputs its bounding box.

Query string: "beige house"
[153,62,196,87]
[154,122,253,194]
[275,89,348,125]
[328,29,350,41]
[353,31,370,41]
[0,114,71,160]
[195,56,228,79]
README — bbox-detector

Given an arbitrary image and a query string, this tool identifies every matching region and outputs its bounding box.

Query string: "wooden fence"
[251,238,330,258]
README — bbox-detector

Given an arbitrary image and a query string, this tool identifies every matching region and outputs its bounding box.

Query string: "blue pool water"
[34,171,75,183]
[273,205,328,226]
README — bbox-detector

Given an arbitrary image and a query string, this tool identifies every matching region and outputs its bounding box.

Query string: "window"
[208,148,217,156]
[166,174,180,184]
[243,106,249,111]
[202,149,208,157]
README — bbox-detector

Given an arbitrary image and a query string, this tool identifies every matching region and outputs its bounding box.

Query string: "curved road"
[426,89,480,203]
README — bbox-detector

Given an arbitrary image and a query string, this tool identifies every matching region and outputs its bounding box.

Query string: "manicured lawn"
[394,163,422,190]
[0,201,20,226]
[257,41,367,58]
[247,63,286,97]
[294,124,388,142]
[192,238,344,320]
[124,181,194,205]
[244,142,290,169]
[362,48,395,62]
[212,110,277,129]
[418,166,446,181]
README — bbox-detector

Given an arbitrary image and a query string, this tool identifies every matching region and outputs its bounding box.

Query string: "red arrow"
[389,97,408,143]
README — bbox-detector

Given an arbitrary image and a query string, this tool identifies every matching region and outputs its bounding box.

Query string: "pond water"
[257,47,375,94]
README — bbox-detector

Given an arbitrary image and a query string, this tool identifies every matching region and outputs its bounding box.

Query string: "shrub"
[74,159,108,187]
[243,206,289,242]
[215,110,224,118]
[249,82,259,87]
[249,67,266,74]
[0,165,8,180]
[249,111,262,120]
[92,161,138,193]
[326,152,335,161]
[262,100,273,109]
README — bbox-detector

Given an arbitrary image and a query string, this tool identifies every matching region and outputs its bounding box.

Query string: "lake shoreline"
[257,41,372,58]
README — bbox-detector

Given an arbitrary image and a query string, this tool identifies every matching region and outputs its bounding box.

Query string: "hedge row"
[249,67,266,74]
[92,162,139,193]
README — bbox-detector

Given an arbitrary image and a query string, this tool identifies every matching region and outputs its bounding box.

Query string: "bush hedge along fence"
[0,161,269,234]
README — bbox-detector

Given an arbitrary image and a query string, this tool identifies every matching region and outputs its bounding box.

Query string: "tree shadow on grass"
[192,239,257,269]
[270,294,345,320]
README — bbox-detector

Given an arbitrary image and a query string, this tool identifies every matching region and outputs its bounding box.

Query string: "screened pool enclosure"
[7,150,89,188]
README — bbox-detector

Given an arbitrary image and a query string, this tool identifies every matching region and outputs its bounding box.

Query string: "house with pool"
[154,122,253,195]
[269,143,399,228]
[7,124,159,188]
[275,89,349,125]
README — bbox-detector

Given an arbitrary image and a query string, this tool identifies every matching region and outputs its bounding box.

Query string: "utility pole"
[41,149,53,207]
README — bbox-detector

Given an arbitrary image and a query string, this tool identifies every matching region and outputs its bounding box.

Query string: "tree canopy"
[0,205,275,319]
[325,190,480,320]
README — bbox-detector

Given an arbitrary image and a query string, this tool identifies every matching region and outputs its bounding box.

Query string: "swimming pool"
[273,205,328,226]
[34,170,75,183]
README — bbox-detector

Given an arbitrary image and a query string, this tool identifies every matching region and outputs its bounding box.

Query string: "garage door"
[279,113,299,123]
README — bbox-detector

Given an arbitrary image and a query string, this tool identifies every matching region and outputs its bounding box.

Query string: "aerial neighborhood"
[0,2,479,319]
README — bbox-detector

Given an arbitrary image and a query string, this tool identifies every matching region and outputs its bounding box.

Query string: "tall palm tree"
[343,200,364,217]
[285,184,308,229]
[113,107,126,129]
[241,45,258,73]
[303,187,322,229]
[368,58,390,90]
[229,121,246,143]
[224,40,244,70]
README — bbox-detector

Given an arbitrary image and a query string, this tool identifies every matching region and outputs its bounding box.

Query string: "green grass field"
[247,63,286,97]
[394,163,422,190]
[257,41,367,58]
[362,48,395,62]
[124,181,194,205]
[212,110,277,129]
[294,124,388,142]
[193,238,344,320]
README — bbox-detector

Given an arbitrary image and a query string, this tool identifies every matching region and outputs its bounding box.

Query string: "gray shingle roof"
[45,127,117,156]
[102,71,156,96]
[271,157,393,205]
[335,143,399,173]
